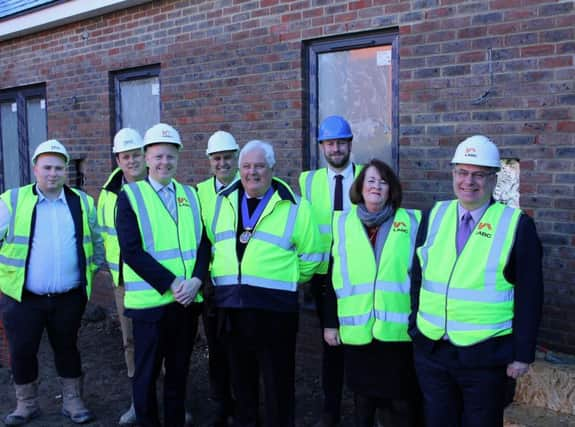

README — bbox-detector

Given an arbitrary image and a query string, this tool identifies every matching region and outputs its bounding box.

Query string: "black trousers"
[312,280,344,421]
[222,308,298,427]
[131,303,200,427]
[414,342,507,427]
[354,393,422,427]
[1,288,86,384]
[202,297,234,413]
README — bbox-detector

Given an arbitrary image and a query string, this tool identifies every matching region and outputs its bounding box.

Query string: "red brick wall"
[0,0,574,355]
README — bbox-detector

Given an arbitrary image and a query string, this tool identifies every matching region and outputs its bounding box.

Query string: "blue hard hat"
[317,115,353,142]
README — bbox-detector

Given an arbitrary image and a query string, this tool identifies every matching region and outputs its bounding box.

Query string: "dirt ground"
[0,302,356,427]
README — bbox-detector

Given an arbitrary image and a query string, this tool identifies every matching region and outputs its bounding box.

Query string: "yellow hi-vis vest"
[209,181,324,292]
[122,180,203,309]
[97,168,123,285]
[197,175,239,242]
[416,200,521,346]
[332,207,421,345]
[299,165,363,274]
[0,184,96,301]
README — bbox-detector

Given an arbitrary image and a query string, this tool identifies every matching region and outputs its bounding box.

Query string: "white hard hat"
[113,128,143,154]
[143,123,183,149]
[451,135,501,169]
[206,130,239,155]
[32,139,70,165]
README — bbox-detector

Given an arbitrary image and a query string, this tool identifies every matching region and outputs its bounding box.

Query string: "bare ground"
[0,304,355,426]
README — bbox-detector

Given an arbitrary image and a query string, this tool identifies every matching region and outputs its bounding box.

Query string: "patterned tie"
[333,174,343,211]
[456,211,473,255]
[161,186,177,220]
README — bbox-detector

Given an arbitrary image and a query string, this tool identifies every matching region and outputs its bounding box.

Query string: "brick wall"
[0,0,573,354]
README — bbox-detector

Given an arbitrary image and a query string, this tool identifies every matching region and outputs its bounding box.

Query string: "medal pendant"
[239,230,252,244]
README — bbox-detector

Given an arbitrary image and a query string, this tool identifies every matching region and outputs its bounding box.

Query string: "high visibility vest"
[0,184,96,301]
[416,200,521,346]
[122,180,203,309]
[197,175,238,242]
[209,182,323,293]
[97,168,123,286]
[332,207,420,345]
[299,165,363,273]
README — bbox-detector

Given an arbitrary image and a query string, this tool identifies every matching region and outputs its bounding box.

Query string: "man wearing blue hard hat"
[299,115,362,427]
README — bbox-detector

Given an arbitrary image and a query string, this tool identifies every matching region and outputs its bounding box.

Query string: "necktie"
[334,174,343,211]
[456,211,473,255]
[161,186,177,220]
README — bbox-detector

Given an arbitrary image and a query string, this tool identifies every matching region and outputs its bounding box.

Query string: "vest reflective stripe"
[213,195,312,260]
[0,184,95,301]
[304,170,317,205]
[213,201,298,251]
[299,166,363,274]
[101,225,116,236]
[300,252,324,263]
[332,207,420,345]
[76,190,96,293]
[340,311,410,326]
[212,193,225,242]
[183,185,202,248]
[213,274,297,291]
[122,181,203,308]
[419,311,512,332]
[97,169,123,285]
[125,184,201,260]
[422,281,514,303]
[6,188,22,243]
[197,176,239,234]
[416,200,520,345]
[0,255,26,267]
[214,230,235,242]
[210,185,322,294]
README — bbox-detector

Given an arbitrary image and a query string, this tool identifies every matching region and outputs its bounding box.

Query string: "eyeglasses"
[453,168,496,181]
[366,178,388,188]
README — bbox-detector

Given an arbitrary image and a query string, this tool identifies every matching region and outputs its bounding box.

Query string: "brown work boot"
[4,381,41,425]
[59,376,95,424]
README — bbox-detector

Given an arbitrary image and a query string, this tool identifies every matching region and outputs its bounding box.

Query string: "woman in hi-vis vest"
[323,159,424,427]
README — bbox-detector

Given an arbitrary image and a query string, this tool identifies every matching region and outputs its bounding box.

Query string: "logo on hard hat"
[162,130,172,137]
[464,147,477,157]
[50,144,61,150]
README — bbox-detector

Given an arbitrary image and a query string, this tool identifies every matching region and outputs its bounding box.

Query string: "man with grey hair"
[206,140,324,426]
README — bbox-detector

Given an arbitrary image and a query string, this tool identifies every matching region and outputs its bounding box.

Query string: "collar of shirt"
[327,162,354,181]
[35,185,66,204]
[148,176,174,193]
[457,200,490,224]
[215,177,227,192]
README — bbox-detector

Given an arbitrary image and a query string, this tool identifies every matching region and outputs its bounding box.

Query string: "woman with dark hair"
[323,158,423,427]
